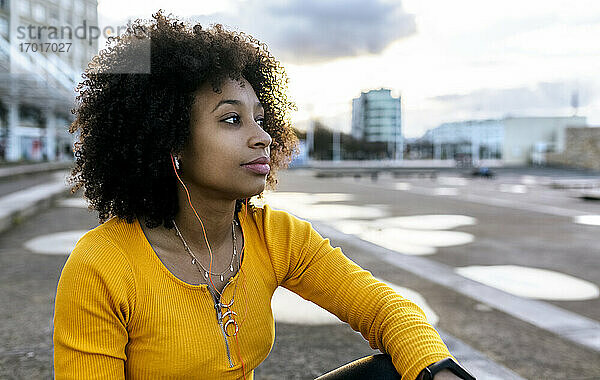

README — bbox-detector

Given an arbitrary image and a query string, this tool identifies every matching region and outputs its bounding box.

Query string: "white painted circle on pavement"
[499,184,528,194]
[574,215,600,226]
[374,215,477,230]
[437,177,468,186]
[281,204,386,221]
[433,187,459,196]
[520,175,538,185]
[361,228,474,250]
[271,278,438,325]
[329,216,475,256]
[394,182,412,191]
[455,265,600,301]
[272,287,341,325]
[358,231,438,255]
[24,231,88,255]
[328,220,436,255]
[313,193,354,203]
[255,191,314,208]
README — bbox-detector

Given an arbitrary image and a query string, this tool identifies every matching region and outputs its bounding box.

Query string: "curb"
[0,161,74,180]
[0,172,71,235]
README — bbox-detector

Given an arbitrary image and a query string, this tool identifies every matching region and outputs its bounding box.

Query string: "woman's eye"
[222,115,241,124]
[256,118,265,127]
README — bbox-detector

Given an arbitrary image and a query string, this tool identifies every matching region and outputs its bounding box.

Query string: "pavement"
[0,162,599,379]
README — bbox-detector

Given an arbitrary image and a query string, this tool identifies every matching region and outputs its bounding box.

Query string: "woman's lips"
[242,163,270,175]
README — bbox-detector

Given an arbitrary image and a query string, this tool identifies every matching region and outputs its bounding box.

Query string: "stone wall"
[547,127,600,170]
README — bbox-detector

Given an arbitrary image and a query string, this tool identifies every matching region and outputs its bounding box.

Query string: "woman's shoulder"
[68,216,139,268]
[250,203,313,233]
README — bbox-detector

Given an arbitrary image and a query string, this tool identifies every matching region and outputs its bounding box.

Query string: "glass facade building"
[0,0,98,161]
[352,88,403,159]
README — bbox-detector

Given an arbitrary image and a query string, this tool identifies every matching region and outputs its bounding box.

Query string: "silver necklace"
[173,217,242,338]
[172,218,238,282]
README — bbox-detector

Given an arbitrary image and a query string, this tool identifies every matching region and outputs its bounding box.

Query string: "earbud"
[171,154,180,170]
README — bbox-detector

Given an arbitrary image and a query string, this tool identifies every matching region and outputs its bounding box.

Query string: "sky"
[96,0,600,138]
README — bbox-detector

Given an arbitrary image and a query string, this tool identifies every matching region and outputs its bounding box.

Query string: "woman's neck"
[172,187,238,256]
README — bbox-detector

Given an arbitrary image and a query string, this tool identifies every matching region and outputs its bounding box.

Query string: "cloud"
[189,0,416,64]
[429,80,597,116]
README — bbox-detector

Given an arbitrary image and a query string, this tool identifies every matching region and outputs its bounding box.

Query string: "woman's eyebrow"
[212,99,264,113]
[212,99,241,113]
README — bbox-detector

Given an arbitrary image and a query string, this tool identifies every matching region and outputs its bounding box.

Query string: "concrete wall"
[502,116,587,165]
[547,127,600,170]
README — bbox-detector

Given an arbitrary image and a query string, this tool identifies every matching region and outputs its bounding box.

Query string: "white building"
[0,0,98,161]
[420,116,587,165]
[351,88,403,160]
[502,116,586,165]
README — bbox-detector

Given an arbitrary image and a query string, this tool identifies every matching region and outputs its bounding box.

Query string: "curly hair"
[68,10,299,229]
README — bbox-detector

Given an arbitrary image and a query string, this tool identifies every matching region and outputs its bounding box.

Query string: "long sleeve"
[53,231,137,379]
[262,206,453,380]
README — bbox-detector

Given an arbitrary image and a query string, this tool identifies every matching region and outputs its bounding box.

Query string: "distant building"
[547,126,600,170]
[417,116,587,166]
[421,119,503,163]
[0,0,98,161]
[351,88,403,160]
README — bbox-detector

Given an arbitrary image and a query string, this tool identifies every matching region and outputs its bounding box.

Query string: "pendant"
[191,258,196,264]
[204,271,209,279]
[220,274,224,281]
[230,265,234,272]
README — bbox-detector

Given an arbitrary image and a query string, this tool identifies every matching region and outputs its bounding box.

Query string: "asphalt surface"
[0,167,599,379]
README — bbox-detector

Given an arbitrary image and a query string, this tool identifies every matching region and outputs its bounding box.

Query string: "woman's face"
[179,77,272,201]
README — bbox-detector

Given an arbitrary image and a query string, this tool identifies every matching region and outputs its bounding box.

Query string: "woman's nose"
[251,122,272,148]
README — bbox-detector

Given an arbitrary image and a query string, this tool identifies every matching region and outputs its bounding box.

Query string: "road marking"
[390,182,596,217]
[258,192,387,221]
[574,215,600,226]
[23,231,88,255]
[331,176,594,218]
[438,329,526,380]
[433,187,459,196]
[314,221,600,353]
[437,177,468,186]
[498,184,528,194]
[394,182,412,190]
[374,215,477,230]
[271,278,439,326]
[329,220,474,256]
[456,265,599,301]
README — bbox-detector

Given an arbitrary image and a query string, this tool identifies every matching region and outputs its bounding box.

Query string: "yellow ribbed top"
[53,204,452,379]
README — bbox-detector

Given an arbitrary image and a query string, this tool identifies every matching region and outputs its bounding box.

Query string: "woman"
[53,10,473,380]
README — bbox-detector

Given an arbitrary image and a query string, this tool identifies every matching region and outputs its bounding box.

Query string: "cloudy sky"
[97,0,600,137]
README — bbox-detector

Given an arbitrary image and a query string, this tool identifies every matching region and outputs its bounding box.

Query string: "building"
[421,119,503,163]
[351,88,403,160]
[0,0,98,162]
[502,116,586,165]
[417,116,587,166]
[546,126,600,170]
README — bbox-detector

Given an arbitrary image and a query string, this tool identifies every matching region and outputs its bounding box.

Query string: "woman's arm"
[263,206,455,380]
[53,233,135,379]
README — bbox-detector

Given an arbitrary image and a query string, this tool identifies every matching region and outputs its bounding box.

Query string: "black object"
[315,354,401,380]
[418,358,476,380]
[471,167,495,178]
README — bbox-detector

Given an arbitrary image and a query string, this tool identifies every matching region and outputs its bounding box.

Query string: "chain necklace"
[172,218,238,282]
[172,217,242,339]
